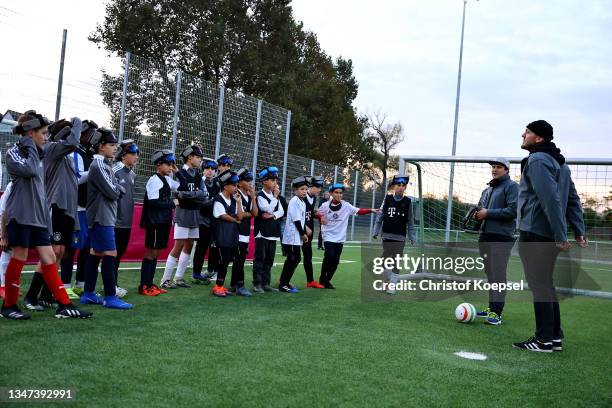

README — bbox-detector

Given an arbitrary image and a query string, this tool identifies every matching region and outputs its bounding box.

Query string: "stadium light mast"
[445,0,477,243]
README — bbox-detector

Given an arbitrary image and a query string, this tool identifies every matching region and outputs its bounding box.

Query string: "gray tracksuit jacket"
[87,154,124,228]
[476,174,518,238]
[518,152,585,241]
[174,166,208,228]
[43,118,81,228]
[113,162,136,229]
[4,136,49,229]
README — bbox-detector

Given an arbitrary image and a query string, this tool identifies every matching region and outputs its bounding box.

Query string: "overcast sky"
[1,0,610,160]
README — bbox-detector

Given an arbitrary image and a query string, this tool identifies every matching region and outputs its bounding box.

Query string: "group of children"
[0,109,406,321]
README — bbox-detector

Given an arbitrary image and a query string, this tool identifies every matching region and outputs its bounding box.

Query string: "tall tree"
[90,0,372,166]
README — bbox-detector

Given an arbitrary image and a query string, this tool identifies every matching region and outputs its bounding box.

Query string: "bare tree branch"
[363,110,405,196]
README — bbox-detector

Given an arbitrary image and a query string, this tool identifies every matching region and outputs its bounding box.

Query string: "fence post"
[118,51,131,142]
[214,86,225,158]
[310,159,315,176]
[281,110,292,195]
[251,100,263,177]
[54,29,67,121]
[171,71,182,152]
[333,166,338,184]
[369,187,376,241]
[351,170,359,241]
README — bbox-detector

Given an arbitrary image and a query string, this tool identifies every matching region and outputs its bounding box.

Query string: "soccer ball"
[455,303,476,323]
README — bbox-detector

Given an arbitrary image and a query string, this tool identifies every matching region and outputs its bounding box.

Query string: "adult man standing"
[473,158,518,325]
[513,120,587,353]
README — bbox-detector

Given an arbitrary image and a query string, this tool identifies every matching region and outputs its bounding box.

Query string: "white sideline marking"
[454,351,487,361]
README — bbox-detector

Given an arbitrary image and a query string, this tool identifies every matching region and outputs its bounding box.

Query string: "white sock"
[161,255,178,283]
[75,281,84,289]
[175,251,191,280]
[0,250,11,286]
[187,246,194,268]
[63,283,71,289]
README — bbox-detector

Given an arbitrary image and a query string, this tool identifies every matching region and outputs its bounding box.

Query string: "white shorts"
[173,225,199,240]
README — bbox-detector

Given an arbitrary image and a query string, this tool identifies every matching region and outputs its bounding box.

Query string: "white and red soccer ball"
[455,302,476,323]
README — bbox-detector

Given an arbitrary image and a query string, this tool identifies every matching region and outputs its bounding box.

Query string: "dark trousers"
[478,233,515,316]
[192,224,212,275]
[319,241,344,284]
[280,244,302,286]
[382,239,405,274]
[301,239,314,282]
[208,242,220,273]
[253,238,276,287]
[518,230,563,342]
[114,227,131,283]
[215,246,237,287]
[230,242,249,288]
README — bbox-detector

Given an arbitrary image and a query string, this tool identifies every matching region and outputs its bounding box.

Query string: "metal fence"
[113,53,292,202]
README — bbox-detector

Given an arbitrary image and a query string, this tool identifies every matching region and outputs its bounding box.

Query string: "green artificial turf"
[1,245,610,407]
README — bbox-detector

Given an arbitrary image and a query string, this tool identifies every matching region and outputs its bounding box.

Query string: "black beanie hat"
[527,120,553,141]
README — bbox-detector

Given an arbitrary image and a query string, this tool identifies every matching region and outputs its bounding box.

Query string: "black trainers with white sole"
[39,297,58,309]
[1,305,31,320]
[55,303,93,319]
[23,298,45,312]
[512,337,553,353]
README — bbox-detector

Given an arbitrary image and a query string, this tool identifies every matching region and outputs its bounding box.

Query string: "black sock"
[149,258,158,286]
[84,255,101,293]
[25,272,44,302]
[114,257,121,286]
[101,256,116,297]
[76,249,89,283]
[60,247,75,285]
[140,258,152,286]
[40,282,53,301]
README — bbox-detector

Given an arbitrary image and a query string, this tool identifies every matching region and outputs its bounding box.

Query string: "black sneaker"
[323,282,336,289]
[512,337,553,353]
[552,339,563,352]
[39,297,58,309]
[279,284,292,293]
[1,305,31,320]
[174,279,192,288]
[23,298,45,312]
[55,303,93,319]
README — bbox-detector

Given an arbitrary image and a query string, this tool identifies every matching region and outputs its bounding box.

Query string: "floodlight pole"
[445,0,473,243]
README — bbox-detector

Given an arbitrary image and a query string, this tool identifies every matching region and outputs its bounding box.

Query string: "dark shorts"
[51,206,75,246]
[72,211,90,249]
[145,224,171,249]
[7,220,51,248]
[89,224,116,252]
